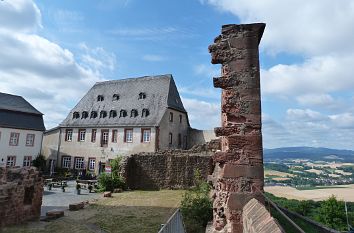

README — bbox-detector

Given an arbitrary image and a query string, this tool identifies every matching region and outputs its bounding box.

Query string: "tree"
[32,154,46,172]
[317,195,346,230]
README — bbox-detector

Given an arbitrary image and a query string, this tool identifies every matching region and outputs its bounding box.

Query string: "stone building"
[0,93,45,168]
[42,74,191,174]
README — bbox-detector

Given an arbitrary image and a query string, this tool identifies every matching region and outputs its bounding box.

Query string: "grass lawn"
[2,190,185,233]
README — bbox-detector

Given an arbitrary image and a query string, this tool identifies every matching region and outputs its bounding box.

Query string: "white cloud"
[204,0,354,56]
[179,86,220,99]
[0,0,42,32]
[194,64,220,78]
[142,54,165,62]
[286,109,326,122]
[0,1,115,129]
[181,97,220,130]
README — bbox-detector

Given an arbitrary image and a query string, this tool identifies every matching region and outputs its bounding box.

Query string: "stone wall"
[0,167,43,228]
[243,199,284,233]
[121,140,220,190]
[208,23,266,232]
[188,128,218,148]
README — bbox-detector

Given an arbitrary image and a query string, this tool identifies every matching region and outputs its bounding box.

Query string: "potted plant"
[48,183,52,191]
[76,184,81,195]
[88,185,93,193]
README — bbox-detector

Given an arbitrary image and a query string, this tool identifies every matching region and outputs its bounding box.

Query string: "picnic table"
[76,179,98,189]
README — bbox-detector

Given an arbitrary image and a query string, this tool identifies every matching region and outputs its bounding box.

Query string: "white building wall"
[158,109,189,150]
[45,127,157,173]
[0,127,43,167]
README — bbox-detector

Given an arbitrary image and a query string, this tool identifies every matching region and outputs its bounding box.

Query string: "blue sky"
[1,0,354,149]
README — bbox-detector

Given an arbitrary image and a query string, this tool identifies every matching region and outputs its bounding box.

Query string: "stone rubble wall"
[121,140,220,190]
[0,167,43,228]
[243,198,284,233]
[208,23,266,232]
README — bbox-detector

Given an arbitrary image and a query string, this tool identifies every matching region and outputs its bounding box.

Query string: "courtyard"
[2,189,184,233]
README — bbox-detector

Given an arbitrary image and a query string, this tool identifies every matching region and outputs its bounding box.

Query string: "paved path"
[41,180,101,217]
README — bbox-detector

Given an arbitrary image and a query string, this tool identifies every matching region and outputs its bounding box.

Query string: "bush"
[32,154,46,172]
[98,173,125,192]
[180,170,212,233]
[97,156,126,192]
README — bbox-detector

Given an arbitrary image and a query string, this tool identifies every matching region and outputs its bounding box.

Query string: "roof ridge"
[94,74,172,86]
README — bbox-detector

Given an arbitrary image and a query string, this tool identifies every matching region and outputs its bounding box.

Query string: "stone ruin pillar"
[208,23,266,232]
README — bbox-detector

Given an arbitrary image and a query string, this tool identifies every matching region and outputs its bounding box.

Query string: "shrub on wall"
[180,169,213,233]
[32,154,46,172]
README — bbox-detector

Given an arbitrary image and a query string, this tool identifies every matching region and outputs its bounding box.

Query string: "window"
[131,109,138,118]
[65,129,73,141]
[26,134,35,146]
[142,108,150,117]
[88,158,96,170]
[101,130,109,147]
[109,110,117,118]
[6,156,16,167]
[78,129,86,141]
[124,129,133,143]
[91,129,97,142]
[100,111,107,118]
[9,132,19,146]
[178,133,182,147]
[142,129,151,143]
[169,112,173,122]
[112,94,119,101]
[120,109,127,117]
[74,157,84,169]
[90,111,98,118]
[73,111,80,119]
[169,133,173,145]
[62,156,71,168]
[23,156,32,167]
[82,111,89,119]
[97,95,104,101]
[112,130,117,142]
[179,115,182,123]
[138,92,146,99]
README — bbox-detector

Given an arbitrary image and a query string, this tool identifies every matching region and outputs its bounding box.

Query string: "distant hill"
[264,147,354,162]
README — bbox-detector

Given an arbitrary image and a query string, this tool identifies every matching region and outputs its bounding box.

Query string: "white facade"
[0,127,43,167]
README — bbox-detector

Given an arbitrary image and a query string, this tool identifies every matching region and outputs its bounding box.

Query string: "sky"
[1,0,354,149]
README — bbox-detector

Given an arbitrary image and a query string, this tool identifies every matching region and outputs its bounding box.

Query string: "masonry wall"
[0,167,43,228]
[188,128,218,148]
[122,140,220,190]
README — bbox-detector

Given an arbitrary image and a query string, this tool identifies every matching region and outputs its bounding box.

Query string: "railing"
[158,209,186,233]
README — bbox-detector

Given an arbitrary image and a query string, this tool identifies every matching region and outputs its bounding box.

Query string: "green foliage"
[32,154,46,172]
[98,156,126,192]
[264,163,290,173]
[180,169,212,233]
[316,195,347,230]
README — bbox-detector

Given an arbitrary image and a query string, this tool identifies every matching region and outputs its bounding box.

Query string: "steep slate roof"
[0,92,45,131]
[60,74,186,127]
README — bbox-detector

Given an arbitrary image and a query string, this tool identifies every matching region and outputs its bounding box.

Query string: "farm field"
[265,184,354,201]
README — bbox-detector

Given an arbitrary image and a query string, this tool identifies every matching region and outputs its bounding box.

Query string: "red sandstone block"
[103,191,112,197]
[215,124,261,137]
[220,164,263,179]
[222,112,261,125]
[69,202,84,211]
[229,36,258,49]
[225,134,262,150]
[227,193,263,210]
[46,210,64,219]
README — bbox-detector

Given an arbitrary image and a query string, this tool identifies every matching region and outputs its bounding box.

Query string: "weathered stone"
[46,210,64,219]
[103,191,112,197]
[209,23,265,233]
[69,202,85,211]
[0,167,43,228]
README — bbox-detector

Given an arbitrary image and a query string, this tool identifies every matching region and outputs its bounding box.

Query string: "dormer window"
[112,94,120,101]
[120,110,127,117]
[109,110,117,118]
[90,111,97,118]
[97,95,104,101]
[73,112,80,119]
[131,109,138,118]
[142,108,150,117]
[100,111,107,118]
[82,111,88,119]
[138,92,146,99]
